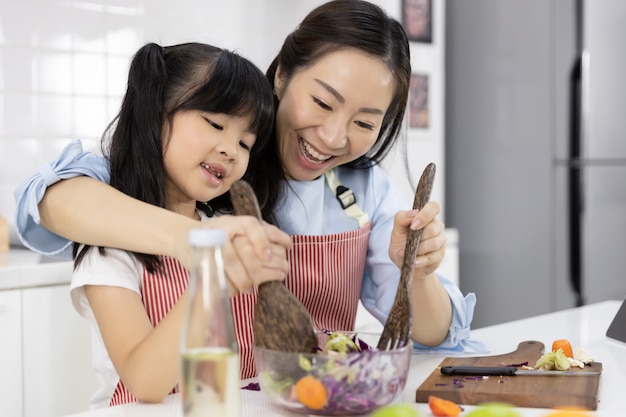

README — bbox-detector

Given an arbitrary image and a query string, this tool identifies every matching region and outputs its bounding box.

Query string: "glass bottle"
[180,229,239,417]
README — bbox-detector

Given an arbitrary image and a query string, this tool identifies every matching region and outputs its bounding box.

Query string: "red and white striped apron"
[107,229,371,400]
[108,170,371,404]
[109,256,188,406]
[234,170,372,379]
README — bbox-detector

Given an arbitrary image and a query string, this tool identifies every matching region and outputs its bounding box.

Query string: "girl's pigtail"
[109,43,168,208]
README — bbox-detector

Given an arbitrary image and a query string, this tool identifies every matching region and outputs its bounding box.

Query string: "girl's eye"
[355,120,376,131]
[313,97,332,111]
[239,141,251,151]
[205,117,224,131]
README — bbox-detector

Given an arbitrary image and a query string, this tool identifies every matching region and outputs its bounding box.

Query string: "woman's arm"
[14,140,110,256]
[359,167,462,348]
[40,177,291,292]
[41,176,192,259]
[388,202,453,346]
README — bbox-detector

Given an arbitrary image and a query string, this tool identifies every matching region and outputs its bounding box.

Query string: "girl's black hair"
[245,0,411,225]
[73,42,274,272]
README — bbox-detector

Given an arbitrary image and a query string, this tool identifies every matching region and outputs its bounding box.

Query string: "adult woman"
[15,0,479,380]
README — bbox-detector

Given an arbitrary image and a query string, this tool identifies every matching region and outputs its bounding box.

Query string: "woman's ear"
[273,66,284,98]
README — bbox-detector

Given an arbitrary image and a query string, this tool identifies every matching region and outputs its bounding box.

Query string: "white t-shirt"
[71,211,210,409]
[71,247,144,409]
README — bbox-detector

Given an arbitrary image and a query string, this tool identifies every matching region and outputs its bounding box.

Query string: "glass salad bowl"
[254,331,412,415]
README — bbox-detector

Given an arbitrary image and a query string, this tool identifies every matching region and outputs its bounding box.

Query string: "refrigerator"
[444,0,626,328]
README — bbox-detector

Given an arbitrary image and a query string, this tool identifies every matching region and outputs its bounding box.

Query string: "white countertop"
[0,249,72,291]
[61,300,626,417]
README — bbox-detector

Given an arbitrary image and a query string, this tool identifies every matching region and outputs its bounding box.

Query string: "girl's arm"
[75,248,189,403]
[85,284,186,403]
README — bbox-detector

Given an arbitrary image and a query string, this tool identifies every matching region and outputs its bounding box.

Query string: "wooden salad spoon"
[377,163,436,350]
[230,180,318,353]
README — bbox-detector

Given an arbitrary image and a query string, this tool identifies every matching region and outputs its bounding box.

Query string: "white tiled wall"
[0,0,326,234]
[0,0,442,242]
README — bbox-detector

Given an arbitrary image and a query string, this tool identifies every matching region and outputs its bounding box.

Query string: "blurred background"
[1,0,624,335]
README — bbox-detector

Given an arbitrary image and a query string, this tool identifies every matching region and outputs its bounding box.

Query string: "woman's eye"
[313,97,332,111]
[355,120,376,131]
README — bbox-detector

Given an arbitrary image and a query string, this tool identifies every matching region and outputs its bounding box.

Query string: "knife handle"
[440,366,518,376]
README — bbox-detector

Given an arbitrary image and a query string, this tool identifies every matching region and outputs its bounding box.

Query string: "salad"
[255,331,412,415]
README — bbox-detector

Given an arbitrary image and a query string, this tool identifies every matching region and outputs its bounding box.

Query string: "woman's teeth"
[299,138,332,164]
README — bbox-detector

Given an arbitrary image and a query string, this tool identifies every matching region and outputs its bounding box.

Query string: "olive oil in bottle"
[180,229,239,417]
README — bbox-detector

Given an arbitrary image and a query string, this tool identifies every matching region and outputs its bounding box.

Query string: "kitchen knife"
[440,365,601,377]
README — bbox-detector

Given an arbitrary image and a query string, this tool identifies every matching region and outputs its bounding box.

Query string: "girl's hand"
[173,215,291,295]
[389,201,447,280]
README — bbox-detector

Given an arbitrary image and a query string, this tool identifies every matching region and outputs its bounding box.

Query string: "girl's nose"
[217,138,238,160]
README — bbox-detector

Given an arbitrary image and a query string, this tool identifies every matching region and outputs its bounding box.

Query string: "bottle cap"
[188,228,226,247]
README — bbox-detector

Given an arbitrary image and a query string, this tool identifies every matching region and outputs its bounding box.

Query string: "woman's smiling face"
[274,49,395,181]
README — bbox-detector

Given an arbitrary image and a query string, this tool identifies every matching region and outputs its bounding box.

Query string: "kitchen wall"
[0,0,446,241]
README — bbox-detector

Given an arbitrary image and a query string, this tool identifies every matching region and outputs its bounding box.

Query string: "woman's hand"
[390,201,453,346]
[219,216,292,295]
[172,215,292,295]
[388,200,447,280]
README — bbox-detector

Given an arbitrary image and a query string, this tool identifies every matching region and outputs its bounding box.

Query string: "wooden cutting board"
[415,340,602,410]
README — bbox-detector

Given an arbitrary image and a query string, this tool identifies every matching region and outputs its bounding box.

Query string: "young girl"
[69,42,291,408]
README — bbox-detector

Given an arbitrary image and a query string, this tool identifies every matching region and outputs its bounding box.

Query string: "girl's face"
[163,110,256,217]
[274,49,395,181]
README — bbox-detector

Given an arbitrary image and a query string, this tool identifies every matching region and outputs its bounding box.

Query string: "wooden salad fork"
[377,163,436,350]
[230,180,318,353]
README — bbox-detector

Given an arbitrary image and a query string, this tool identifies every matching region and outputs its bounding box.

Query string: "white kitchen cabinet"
[22,285,98,417]
[0,289,24,417]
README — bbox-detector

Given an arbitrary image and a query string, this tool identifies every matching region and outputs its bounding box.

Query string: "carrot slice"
[294,376,327,410]
[551,339,574,358]
[428,395,462,417]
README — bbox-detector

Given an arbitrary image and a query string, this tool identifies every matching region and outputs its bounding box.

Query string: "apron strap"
[324,170,370,228]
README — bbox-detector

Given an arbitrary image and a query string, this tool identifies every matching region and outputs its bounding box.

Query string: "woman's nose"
[318,117,348,149]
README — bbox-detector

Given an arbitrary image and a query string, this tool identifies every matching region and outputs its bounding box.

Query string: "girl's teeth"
[201,163,221,178]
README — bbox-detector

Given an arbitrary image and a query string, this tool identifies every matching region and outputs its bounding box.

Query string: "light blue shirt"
[13,139,486,353]
[13,140,109,259]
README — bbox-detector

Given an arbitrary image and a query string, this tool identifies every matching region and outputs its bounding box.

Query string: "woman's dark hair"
[74,42,274,272]
[245,0,411,224]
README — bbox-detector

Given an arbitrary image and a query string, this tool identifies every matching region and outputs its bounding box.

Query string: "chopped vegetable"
[241,382,260,391]
[295,375,328,410]
[536,349,571,371]
[370,403,422,417]
[464,402,521,417]
[567,357,585,368]
[322,331,360,353]
[551,339,574,358]
[428,395,462,417]
[257,331,410,414]
[573,347,594,364]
